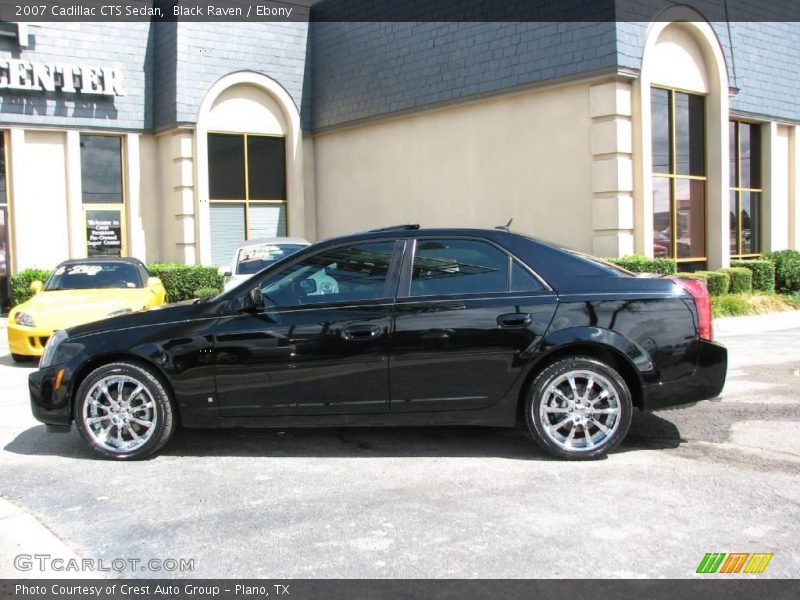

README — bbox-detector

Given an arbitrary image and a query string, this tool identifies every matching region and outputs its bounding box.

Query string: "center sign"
[0,59,124,96]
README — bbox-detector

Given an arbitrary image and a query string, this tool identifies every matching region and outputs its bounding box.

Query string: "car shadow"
[0,352,38,368]
[4,411,681,461]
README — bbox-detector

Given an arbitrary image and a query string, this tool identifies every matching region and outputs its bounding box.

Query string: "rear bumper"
[641,340,727,411]
[29,365,73,427]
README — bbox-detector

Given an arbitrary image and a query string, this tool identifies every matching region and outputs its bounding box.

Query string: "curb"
[0,497,100,579]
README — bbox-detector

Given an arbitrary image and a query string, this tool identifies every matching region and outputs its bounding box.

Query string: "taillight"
[675,278,713,341]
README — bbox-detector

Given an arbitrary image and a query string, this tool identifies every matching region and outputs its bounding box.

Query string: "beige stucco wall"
[136,134,162,264]
[311,81,595,252]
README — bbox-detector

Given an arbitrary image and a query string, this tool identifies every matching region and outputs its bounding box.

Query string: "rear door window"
[410,239,511,296]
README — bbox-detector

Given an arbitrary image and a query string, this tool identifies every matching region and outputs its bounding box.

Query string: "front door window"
[259,241,397,306]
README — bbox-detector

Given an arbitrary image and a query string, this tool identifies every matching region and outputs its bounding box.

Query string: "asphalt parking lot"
[1,314,799,579]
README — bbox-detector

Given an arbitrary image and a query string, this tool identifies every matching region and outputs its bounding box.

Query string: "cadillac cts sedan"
[28,226,727,461]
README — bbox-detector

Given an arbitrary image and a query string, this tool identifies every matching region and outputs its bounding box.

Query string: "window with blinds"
[208,132,287,266]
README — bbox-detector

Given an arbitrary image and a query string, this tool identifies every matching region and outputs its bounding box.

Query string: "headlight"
[14,312,35,327]
[40,329,68,368]
[106,308,133,318]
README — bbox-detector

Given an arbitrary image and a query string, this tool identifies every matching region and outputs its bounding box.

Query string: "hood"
[16,289,151,331]
[65,297,222,339]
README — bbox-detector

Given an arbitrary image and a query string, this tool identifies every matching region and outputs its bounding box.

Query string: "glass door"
[80,134,126,256]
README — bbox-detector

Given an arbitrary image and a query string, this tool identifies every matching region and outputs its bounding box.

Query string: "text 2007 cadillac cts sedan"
[29,226,727,461]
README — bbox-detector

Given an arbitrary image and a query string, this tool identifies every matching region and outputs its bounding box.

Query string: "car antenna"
[495,218,513,232]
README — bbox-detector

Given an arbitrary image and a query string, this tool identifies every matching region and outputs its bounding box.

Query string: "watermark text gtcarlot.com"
[14,553,195,573]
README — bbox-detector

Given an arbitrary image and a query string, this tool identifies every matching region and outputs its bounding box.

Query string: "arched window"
[195,73,304,267]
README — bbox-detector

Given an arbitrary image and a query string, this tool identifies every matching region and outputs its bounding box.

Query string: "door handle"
[497,313,532,328]
[341,324,382,341]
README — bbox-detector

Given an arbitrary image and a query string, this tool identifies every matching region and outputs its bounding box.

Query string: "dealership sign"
[0,59,124,96]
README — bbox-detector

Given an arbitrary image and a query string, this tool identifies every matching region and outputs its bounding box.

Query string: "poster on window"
[86,210,122,256]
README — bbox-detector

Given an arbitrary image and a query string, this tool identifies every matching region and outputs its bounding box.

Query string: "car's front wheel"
[526,356,632,460]
[74,361,176,460]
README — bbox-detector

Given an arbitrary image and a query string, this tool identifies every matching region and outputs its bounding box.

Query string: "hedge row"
[603,254,794,296]
[763,250,800,293]
[146,264,224,303]
[683,271,732,296]
[731,260,775,293]
[605,255,677,275]
[9,264,223,307]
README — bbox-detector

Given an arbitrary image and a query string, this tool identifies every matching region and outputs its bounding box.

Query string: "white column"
[704,82,730,270]
[172,131,197,264]
[7,128,24,272]
[64,131,85,258]
[589,81,635,258]
[788,125,799,250]
[124,133,148,261]
[302,133,317,242]
[762,122,790,252]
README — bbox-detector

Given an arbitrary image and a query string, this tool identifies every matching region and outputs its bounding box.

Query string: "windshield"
[235,243,306,275]
[46,263,143,290]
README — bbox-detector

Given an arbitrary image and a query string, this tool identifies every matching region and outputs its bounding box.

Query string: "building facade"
[0,7,798,306]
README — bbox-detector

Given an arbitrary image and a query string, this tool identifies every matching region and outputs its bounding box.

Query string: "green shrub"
[147,264,224,303]
[763,250,800,293]
[779,259,800,293]
[605,255,677,275]
[784,293,800,310]
[711,294,750,318]
[731,259,775,293]
[10,268,53,306]
[684,271,730,296]
[193,286,223,299]
[719,267,752,294]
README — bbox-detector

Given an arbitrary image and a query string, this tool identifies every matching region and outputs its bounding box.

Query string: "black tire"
[11,353,36,363]
[74,361,176,460]
[525,356,632,460]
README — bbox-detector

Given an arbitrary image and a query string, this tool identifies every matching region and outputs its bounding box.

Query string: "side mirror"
[147,277,161,287]
[218,266,232,278]
[30,280,43,294]
[249,287,264,309]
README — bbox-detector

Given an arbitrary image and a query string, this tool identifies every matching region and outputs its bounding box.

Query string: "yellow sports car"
[8,257,166,362]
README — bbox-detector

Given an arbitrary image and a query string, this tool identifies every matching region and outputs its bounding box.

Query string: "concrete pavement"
[1,313,798,579]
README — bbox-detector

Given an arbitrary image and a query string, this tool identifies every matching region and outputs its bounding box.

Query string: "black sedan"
[29,226,727,461]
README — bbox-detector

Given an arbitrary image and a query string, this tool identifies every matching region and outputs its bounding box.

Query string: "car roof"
[320,226,541,246]
[56,257,146,267]
[235,237,310,249]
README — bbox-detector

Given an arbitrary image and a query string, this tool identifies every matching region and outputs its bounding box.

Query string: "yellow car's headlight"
[14,312,35,327]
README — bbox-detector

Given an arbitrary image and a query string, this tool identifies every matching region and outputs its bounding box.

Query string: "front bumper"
[641,340,728,411]
[29,365,74,427]
[8,322,53,357]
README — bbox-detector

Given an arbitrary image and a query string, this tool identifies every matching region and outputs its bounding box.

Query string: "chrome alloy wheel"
[82,375,158,453]
[537,369,621,452]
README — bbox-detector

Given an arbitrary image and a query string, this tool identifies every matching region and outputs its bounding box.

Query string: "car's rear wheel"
[526,356,632,460]
[74,362,175,460]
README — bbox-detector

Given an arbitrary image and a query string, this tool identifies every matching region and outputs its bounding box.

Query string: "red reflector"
[675,277,713,341]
